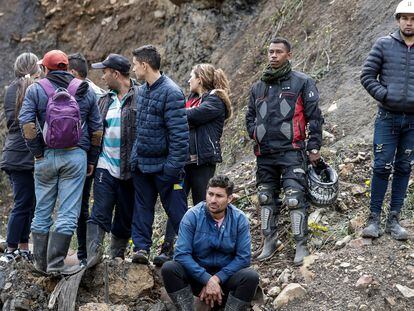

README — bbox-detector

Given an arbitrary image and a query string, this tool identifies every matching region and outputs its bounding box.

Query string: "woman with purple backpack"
[0,52,41,262]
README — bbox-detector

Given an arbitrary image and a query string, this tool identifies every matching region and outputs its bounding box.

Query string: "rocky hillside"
[0,0,413,310]
[0,0,401,160]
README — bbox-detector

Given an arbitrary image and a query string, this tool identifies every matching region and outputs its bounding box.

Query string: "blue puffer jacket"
[361,30,414,113]
[130,74,189,176]
[174,202,251,285]
[19,71,103,163]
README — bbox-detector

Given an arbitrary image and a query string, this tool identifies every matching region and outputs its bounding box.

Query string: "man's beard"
[402,30,414,37]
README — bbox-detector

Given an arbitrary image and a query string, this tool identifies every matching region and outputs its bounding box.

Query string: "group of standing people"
[1,1,413,308]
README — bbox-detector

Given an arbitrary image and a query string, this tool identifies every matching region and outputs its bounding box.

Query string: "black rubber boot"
[385,211,408,240]
[46,231,82,275]
[32,231,49,274]
[361,212,382,238]
[224,293,251,311]
[110,234,129,259]
[291,208,309,266]
[168,285,194,311]
[86,223,106,268]
[153,240,174,267]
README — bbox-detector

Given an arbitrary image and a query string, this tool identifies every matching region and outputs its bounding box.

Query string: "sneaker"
[131,249,149,265]
[18,249,33,262]
[0,249,19,263]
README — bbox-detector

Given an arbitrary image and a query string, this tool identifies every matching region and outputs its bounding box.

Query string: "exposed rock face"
[0,259,154,310]
[80,260,154,304]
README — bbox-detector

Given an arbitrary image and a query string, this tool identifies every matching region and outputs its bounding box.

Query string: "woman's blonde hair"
[192,63,232,119]
[14,52,40,119]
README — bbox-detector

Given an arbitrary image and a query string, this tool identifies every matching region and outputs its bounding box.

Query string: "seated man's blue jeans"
[31,148,86,235]
[370,108,414,214]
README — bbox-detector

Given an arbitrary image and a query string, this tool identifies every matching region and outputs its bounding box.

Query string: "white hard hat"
[395,0,414,16]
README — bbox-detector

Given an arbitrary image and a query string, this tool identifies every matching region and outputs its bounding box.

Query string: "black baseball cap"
[91,53,131,73]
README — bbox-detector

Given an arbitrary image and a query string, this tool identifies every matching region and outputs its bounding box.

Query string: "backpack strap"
[67,78,83,97]
[37,78,57,98]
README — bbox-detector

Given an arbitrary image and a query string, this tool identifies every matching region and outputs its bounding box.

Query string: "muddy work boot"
[361,212,382,238]
[291,208,309,266]
[46,231,82,275]
[132,249,150,265]
[86,223,106,268]
[32,231,49,274]
[168,285,194,311]
[110,234,130,259]
[385,211,408,240]
[153,240,174,267]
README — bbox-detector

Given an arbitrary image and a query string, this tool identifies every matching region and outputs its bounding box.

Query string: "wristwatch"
[309,149,319,154]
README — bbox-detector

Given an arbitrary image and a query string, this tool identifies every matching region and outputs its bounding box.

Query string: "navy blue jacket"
[19,71,103,163]
[130,74,189,176]
[0,80,34,172]
[361,30,414,113]
[174,202,251,285]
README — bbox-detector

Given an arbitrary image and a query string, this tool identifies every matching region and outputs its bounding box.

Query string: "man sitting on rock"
[161,175,259,311]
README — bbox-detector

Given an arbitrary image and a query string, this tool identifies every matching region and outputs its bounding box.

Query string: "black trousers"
[89,168,134,238]
[6,170,35,248]
[77,174,93,260]
[161,261,259,303]
[164,163,216,243]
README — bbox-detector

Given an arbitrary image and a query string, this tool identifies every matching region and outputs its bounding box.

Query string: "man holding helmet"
[246,37,324,265]
[360,0,414,240]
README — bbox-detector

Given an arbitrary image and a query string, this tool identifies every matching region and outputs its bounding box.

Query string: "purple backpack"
[38,78,83,149]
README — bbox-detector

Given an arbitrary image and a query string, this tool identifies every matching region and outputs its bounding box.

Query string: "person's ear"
[227,194,233,204]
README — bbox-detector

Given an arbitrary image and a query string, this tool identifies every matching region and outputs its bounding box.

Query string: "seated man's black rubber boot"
[361,212,382,238]
[86,223,106,268]
[168,285,194,311]
[224,293,251,311]
[46,231,83,275]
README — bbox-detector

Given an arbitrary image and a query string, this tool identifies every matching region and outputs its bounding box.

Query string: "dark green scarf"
[260,61,292,84]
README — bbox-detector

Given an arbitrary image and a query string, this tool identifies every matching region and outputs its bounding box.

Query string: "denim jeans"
[88,168,134,239]
[31,148,87,235]
[370,108,414,214]
[6,170,35,248]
